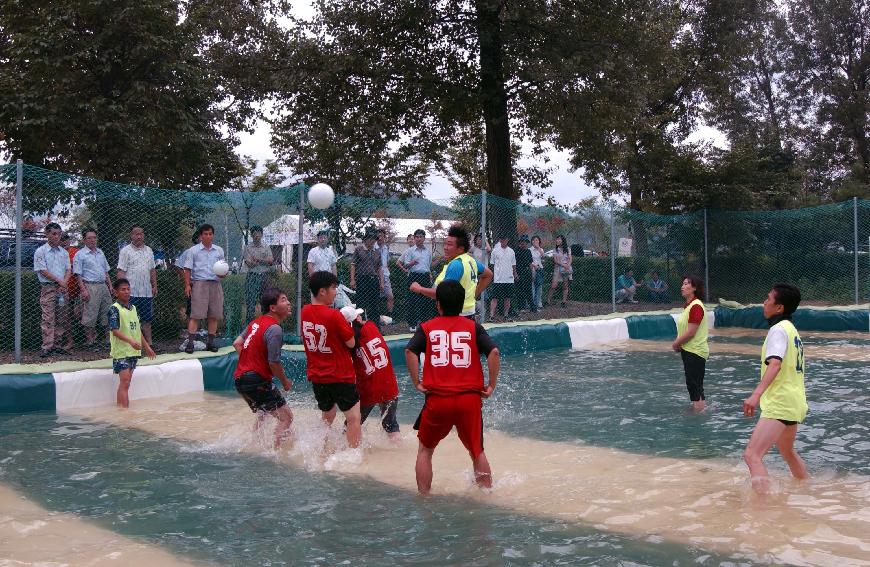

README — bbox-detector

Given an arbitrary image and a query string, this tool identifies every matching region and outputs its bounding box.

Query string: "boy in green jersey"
[109,278,156,408]
[742,283,809,493]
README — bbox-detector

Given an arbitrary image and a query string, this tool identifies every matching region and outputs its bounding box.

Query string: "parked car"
[0,237,45,271]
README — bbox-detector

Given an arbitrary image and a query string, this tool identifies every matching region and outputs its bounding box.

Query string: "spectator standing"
[489,236,517,320]
[307,230,338,276]
[398,229,433,331]
[117,225,157,346]
[243,225,275,319]
[615,268,644,304]
[60,233,78,351]
[469,233,489,266]
[183,224,226,353]
[34,223,72,358]
[647,271,669,303]
[375,228,394,316]
[514,235,534,313]
[350,230,383,328]
[547,235,572,307]
[73,228,113,351]
[530,235,544,311]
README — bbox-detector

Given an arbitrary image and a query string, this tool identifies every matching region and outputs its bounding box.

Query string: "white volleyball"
[308,183,335,209]
[213,260,230,277]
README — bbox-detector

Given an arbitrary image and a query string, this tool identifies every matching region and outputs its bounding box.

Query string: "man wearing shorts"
[232,288,294,449]
[405,280,501,495]
[117,225,157,346]
[73,228,113,351]
[742,283,809,494]
[183,224,225,353]
[109,278,156,408]
[301,271,361,449]
[343,304,401,440]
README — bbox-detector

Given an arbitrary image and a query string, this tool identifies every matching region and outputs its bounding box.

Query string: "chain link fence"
[1,162,868,363]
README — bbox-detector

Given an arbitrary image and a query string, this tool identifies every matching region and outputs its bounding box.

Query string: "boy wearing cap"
[342,304,401,440]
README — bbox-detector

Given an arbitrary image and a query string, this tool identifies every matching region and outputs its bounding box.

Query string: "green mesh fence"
[0,162,867,363]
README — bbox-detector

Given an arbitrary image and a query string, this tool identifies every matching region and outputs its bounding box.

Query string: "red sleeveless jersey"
[421,316,484,396]
[301,304,355,383]
[233,315,279,381]
[353,321,399,405]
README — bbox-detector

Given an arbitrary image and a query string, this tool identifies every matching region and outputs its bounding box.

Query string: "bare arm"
[476,267,493,299]
[405,349,427,394]
[743,359,781,417]
[150,268,157,297]
[183,268,192,297]
[232,334,244,353]
[411,284,437,299]
[482,348,500,398]
[307,262,315,277]
[269,361,291,391]
[671,323,700,351]
[112,328,140,350]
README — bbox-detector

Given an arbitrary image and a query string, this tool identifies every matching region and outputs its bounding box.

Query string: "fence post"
[14,160,23,363]
[480,190,487,323]
[703,208,710,303]
[296,186,305,335]
[855,197,860,305]
[610,201,616,313]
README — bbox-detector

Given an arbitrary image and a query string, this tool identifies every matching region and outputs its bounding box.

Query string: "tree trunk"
[475,0,517,242]
[626,139,649,257]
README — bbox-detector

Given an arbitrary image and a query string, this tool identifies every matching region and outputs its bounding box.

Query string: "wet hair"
[45,222,61,233]
[260,287,287,314]
[113,278,130,290]
[82,227,97,238]
[681,275,705,300]
[771,283,801,316]
[309,270,339,296]
[435,280,464,316]
[198,223,215,235]
[447,224,470,253]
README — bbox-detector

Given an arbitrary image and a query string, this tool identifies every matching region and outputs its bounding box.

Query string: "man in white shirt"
[117,224,157,345]
[307,230,337,276]
[489,236,517,321]
[73,228,113,350]
[375,228,394,315]
[33,222,71,357]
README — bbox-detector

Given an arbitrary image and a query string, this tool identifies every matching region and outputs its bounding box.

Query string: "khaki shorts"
[81,282,112,327]
[190,280,224,319]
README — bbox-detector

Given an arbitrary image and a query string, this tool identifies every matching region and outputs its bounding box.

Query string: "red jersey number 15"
[429,330,472,368]
[303,322,332,353]
[357,337,388,375]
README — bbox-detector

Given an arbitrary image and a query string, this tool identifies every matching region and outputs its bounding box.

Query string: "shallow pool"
[1,330,868,566]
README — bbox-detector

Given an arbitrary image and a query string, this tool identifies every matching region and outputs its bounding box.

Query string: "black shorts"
[778,419,798,426]
[680,350,706,401]
[312,382,360,412]
[490,282,514,300]
[360,398,400,433]
[235,371,286,413]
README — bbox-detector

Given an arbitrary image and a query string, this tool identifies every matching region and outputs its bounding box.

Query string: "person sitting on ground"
[615,268,643,304]
[301,271,361,449]
[232,288,294,449]
[109,278,156,408]
[742,283,809,494]
[405,280,501,495]
[343,304,401,441]
[646,271,669,303]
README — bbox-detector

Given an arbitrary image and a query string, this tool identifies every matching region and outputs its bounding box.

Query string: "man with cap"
[398,229,433,331]
[350,228,383,328]
[243,225,275,319]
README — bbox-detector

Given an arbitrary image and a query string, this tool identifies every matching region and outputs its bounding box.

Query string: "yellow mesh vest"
[760,320,808,422]
[434,253,479,316]
[676,298,709,359]
[109,302,142,359]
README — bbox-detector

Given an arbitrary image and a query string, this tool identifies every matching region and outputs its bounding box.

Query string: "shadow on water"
[0,412,744,566]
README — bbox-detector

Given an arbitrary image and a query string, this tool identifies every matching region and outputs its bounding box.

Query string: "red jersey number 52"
[303,322,332,353]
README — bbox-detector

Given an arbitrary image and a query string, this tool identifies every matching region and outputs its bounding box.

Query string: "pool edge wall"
[3,306,866,413]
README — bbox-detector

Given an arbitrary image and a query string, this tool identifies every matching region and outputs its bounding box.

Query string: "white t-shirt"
[307,246,337,272]
[764,325,788,362]
[117,244,155,297]
[490,244,516,283]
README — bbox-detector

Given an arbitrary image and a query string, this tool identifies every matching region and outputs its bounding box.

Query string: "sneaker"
[184,340,194,354]
[206,343,219,353]
[52,347,71,356]
[629,299,638,304]
[408,326,417,332]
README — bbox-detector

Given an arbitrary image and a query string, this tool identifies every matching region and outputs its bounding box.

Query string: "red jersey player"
[232,288,294,449]
[341,304,401,441]
[301,271,361,448]
[405,279,501,495]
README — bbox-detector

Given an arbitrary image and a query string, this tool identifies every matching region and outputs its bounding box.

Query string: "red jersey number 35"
[303,322,332,353]
[428,330,471,368]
